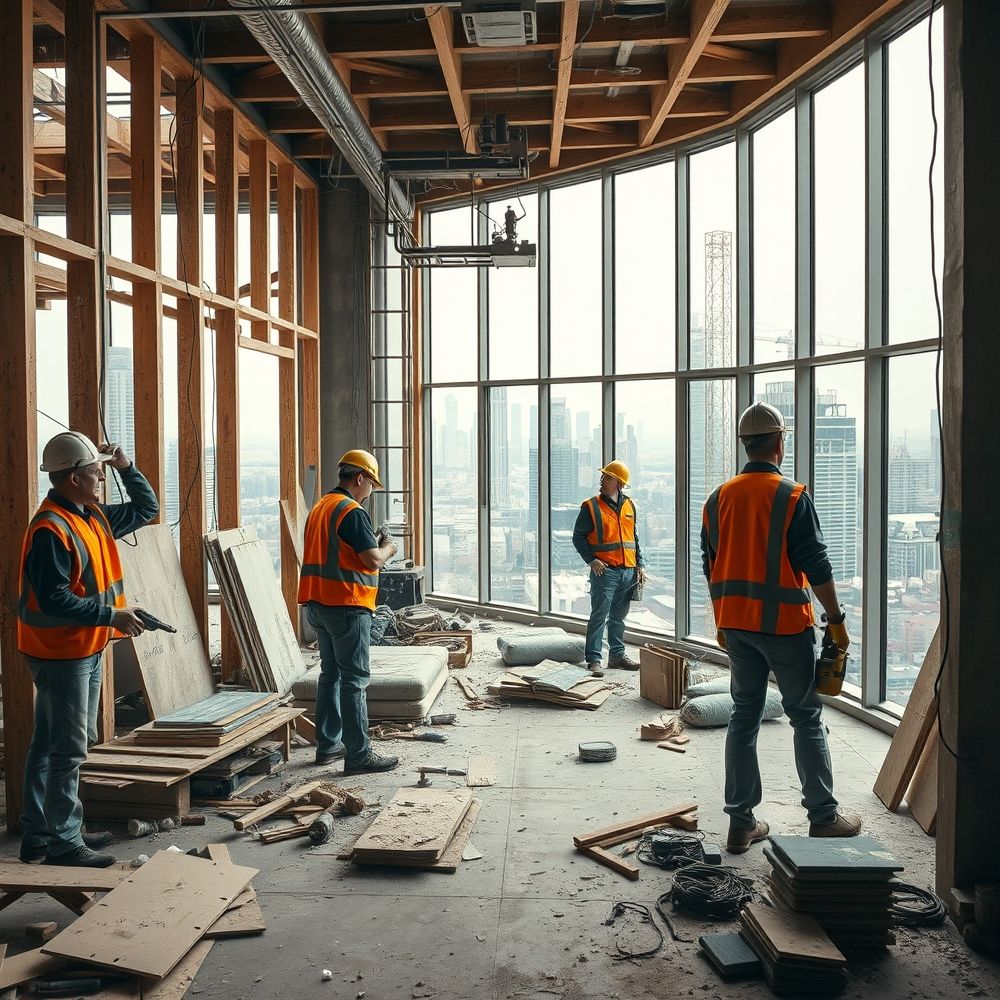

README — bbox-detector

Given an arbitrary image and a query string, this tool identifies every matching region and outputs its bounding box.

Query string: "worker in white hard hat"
[700,401,860,856]
[573,460,645,677]
[298,449,400,774]
[17,431,159,868]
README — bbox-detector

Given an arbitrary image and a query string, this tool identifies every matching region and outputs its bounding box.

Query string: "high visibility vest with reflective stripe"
[297,494,379,611]
[585,495,638,569]
[17,498,127,659]
[702,473,814,635]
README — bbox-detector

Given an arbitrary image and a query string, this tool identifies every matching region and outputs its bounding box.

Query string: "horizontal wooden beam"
[239,335,295,359]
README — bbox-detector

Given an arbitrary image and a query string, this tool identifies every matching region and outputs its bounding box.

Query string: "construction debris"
[488,664,611,710]
[640,714,683,742]
[231,779,365,844]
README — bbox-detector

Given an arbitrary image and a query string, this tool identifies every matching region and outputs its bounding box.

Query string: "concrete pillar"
[937,0,1000,905]
[318,180,373,492]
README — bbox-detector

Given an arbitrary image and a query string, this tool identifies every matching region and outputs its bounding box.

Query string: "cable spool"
[578,741,617,763]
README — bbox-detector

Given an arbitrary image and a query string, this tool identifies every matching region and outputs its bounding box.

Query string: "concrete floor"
[1,627,998,1000]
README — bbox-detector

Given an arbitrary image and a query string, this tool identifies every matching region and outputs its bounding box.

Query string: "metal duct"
[228,0,413,229]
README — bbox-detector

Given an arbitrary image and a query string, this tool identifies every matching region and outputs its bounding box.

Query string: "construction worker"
[17,432,159,867]
[298,449,400,773]
[573,461,646,677]
[701,401,861,855]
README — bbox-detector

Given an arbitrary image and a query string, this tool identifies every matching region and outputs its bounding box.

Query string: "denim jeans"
[306,603,372,765]
[21,653,104,856]
[722,628,839,828]
[584,566,636,664]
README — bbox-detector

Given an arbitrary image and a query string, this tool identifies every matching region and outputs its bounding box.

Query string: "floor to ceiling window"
[418,3,943,721]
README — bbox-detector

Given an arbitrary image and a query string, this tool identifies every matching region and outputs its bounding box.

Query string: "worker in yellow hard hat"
[573,460,645,676]
[298,448,399,774]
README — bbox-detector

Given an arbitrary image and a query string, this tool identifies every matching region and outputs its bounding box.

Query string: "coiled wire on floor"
[636,829,705,869]
[655,864,756,943]
[890,882,947,927]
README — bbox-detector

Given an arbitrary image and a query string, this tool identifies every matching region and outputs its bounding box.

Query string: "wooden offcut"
[574,802,699,850]
[352,788,473,862]
[466,754,497,787]
[43,851,257,980]
[580,844,641,880]
[116,524,215,718]
[906,727,939,836]
[142,939,214,1000]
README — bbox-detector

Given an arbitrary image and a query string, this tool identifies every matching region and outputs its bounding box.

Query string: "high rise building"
[887,441,933,514]
[814,391,858,582]
[105,346,135,460]
[442,394,459,468]
[490,388,510,508]
[510,402,524,465]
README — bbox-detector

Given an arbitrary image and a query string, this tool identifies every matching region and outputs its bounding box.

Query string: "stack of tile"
[763,835,903,950]
[740,902,847,996]
[488,662,612,710]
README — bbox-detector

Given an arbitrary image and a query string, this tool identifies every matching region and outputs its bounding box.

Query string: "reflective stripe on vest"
[17,499,127,659]
[703,475,814,635]
[585,495,638,568]
[298,494,379,611]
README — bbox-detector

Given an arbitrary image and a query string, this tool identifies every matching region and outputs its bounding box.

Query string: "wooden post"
[0,0,37,832]
[129,31,165,513]
[248,139,270,341]
[411,206,425,564]
[300,186,321,494]
[937,0,1000,908]
[174,73,208,651]
[214,108,241,682]
[277,164,299,627]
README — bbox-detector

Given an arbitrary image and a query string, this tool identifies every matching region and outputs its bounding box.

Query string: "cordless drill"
[135,609,178,634]
[815,611,849,697]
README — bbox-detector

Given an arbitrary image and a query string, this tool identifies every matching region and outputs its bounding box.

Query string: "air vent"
[461,0,537,47]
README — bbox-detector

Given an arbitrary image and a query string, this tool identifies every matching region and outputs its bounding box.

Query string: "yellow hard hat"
[338,448,384,489]
[599,460,631,487]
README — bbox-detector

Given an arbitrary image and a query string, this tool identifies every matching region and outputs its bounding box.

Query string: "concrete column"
[937,0,1000,905]
[318,180,373,492]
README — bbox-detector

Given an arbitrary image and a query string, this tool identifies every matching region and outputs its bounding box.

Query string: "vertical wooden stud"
[300,186,321,495]
[249,139,270,341]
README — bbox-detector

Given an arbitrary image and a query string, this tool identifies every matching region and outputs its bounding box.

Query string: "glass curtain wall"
[420,4,943,718]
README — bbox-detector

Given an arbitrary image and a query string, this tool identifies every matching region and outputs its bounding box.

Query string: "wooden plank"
[906,727,938,836]
[0,863,130,893]
[466,754,496,787]
[204,844,265,937]
[80,753,197,775]
[117,524,215,718]
[141,939,214,1000]
[154,692,277,728]
[0,947,65,992]
[424,6,475,153]
[248,139,270,342]
[873,627,941,810]
[549,0,580,169]
[353,788,473,862]
[174,73,208,653]
[294,714,317,745]
[580,845,641,880]
[574,802,699,849]
[233,779,323,831]
[455,675,480,701]
[43,851,257,980]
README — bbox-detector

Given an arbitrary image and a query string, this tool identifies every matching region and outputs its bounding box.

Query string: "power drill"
[135,609,177,634]
[815,611,849,697]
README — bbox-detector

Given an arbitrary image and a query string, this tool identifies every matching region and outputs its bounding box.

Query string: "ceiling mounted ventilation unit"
[461,0,538,47]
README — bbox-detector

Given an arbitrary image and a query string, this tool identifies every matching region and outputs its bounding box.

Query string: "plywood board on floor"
[0,862,130,893]
[352,788,473,862]
[43,851,257,979]
[466,754,496,787]
[117,524,216,718]
[142,939,214,1000]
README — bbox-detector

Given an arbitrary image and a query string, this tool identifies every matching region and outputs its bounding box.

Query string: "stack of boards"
[763,835,902,950]
[339,788,481,873]
[138,691,281,743]
[488,661,611,710]
[740,902,847,996]
[204,526,307,696]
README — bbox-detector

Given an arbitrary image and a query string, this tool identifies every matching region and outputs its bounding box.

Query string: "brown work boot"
[726,819,770,855]
[588,662,605,678]
[809,811,862,838]
[608,654,639,670]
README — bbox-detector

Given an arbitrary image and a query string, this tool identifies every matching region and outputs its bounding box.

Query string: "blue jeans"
[722,628,839,828]
[584,566,636,664]
[307,603,372,765]
[21,653,104,856]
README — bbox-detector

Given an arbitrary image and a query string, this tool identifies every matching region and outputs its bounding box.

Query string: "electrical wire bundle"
[636,829,705,869]
[603,901,664,960]
[660,864,755,921]
[890,882,947,928]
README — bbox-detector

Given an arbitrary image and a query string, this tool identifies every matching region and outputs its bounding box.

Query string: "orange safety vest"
[17,498,127,659]
[298,493,379,612]
[702,473,814,635]
[585,494,638,569]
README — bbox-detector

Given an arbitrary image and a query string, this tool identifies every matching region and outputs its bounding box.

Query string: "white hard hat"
[40,432,115,473]
[738,401,786,438]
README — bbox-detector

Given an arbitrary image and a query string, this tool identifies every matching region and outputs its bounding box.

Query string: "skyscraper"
[814,391,858,582]
[510,402,524,465]
[490,388,510,508]
[887,441,933,514]
[105,346,135,460]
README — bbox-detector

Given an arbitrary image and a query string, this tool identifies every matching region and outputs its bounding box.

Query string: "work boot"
[726,819,770,855]
[587,662,605,678]
[315,743,347,766]
[809,811,862,838]
[608,654,639,670]
[44,845,116,868]
[21,831,113,864]
[344,750,400,775]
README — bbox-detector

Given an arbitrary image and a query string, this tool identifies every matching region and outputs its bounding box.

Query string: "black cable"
[636,828,705,869]
[603,901,664,960]
[891,882,947,928]
[662,864,754,921]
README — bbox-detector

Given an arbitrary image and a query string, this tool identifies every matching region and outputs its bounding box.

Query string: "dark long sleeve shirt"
[572,493,645,568]
[699,461,833,586]
[22,465,160,627]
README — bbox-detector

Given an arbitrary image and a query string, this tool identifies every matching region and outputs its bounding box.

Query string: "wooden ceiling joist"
[423,5,476,153]
[549,0,580,170]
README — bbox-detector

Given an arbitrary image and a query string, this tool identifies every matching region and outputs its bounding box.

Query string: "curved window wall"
[420,5,942,717]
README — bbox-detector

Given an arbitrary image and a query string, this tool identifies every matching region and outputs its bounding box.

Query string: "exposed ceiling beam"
[343,57,430,80]
[424,6,475,153]
[549,0,580,169]
[639,0,732,147]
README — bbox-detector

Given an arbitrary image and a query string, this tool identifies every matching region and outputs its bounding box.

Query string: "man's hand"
[589,559,606,577]
[716,629,727,651]
[637,567,647,585]
[101,442,132,471]
[383,540,399,560]
[113,607,147,637]
[824,612,849,651]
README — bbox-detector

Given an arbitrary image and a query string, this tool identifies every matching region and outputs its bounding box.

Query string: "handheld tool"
[391,731,448,743]
[416,765,467,787]
[423,713,457,726]
[815,611,850,696]
[135,609,177,633]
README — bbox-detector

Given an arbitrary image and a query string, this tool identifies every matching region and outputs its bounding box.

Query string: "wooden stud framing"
[0,0,37,833]
[300,186,320,496]
[248,139,270,342]
[549,0,580,170]
[174,72,208,652]
[424,6,475,154]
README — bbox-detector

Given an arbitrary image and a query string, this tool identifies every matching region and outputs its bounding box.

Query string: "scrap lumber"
[25,922,57,942]
[639,645,687,709]
[873,627,941,810]
[466,754,497,787]
[669,811,699,832]
[142,940,214,1000]
[233,779,324,830]
[294,715,317,744]
[455,675,480,701]
[574,802,699,850]
[0,863,130,894]
[905,727,939,835]
[640,714,683,741]
[352,788,473,863]
[580,845,640,880]
[204,846,266,937]
[42,851,257,980]
[658,740,686,753]
[0,948,64,992]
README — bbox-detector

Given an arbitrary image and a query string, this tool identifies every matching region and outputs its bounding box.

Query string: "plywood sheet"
[43,851,257,980]
[118,524,215,718]
[466,754,496,787]
[142,940,214,1000]
[906,727,939,835]
[0,862,130,893]
[0,946,65,991]
[352,788,473,861]
[153,691,277,728]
